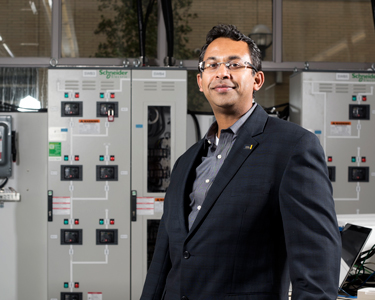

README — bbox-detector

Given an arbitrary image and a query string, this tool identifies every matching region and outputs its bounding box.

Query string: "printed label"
[152,70,166,78]
[88,292,102,300]
[137,197,155,215]
[53,197,71,215]
[336,73,349,80]
[49,142,61,157]
[83,70,97,77]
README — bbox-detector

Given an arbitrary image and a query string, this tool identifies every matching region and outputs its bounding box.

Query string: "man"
[141,24,341,300]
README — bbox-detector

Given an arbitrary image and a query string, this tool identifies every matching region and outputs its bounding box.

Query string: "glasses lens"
[199,60,256,72]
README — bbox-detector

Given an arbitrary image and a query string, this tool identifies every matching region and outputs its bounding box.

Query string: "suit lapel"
[186,105,269,238]
[174,139,206,235]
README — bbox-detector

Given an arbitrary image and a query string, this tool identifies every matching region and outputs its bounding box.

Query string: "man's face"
[197,37,264,116]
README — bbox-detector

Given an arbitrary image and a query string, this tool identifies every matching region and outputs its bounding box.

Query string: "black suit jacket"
[141,105,341,300]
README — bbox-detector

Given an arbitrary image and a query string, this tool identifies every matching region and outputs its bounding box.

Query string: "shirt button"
[217,154,222,159]
[197,205,201,210]
[183,251,190,259]
[205,179,210,183]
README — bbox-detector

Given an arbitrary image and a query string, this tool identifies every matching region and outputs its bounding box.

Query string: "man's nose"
[216,63,231,78]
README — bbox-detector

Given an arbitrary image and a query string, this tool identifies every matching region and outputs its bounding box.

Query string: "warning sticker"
[88,292,102,300]
[331,121,351,125]
[78,120,100,134]
[53,197,71,215]
[155,198,164,213]
[79,119,100,123]
[330,122,351,136]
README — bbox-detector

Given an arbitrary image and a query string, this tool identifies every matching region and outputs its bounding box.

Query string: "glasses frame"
[198,60,258,73]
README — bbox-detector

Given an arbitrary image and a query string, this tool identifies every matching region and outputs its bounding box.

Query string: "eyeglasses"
[198,59,258,73]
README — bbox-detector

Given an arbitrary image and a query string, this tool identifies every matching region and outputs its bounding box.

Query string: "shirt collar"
[204,102,258,148]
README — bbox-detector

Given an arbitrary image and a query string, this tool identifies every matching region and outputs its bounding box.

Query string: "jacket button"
[181,296,188,300]
[183,250,190,259]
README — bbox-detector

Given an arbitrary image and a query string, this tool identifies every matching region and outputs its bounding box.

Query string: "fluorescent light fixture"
[29,1,38,14]
[0,35,2,42]
[49,0,52,9]
[19,96,41,111]
[2,43,14,57]
[20,43,39,46]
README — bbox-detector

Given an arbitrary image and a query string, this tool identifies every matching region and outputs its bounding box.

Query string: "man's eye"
[230,62,241,68]
[208,63,218,69]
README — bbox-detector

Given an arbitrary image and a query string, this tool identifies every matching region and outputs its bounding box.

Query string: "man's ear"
[253,71,265,92]
[197,73,203,92]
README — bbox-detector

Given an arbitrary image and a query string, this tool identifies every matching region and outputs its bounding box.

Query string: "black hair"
[198,24,262,75]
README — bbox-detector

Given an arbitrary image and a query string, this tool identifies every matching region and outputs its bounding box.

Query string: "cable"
[0,178,8,189]
[187,110,201,142]
[372,0,375,30]
[137,0,145,64]
[262,103,289,120]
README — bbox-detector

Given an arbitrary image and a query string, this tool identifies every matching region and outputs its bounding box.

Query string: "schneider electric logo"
[352,73,375,82]
[99,70,128,79]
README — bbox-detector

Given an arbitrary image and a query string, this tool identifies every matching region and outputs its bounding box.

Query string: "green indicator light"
[99,219,104,225]
[64,282,69,288]
[99,155,104,161]
[64,93,69,98]
[64,155,69,161]
[352,95,357,101]
[64,219,69,225]
[351,157,356,162]
[100,93,104,98]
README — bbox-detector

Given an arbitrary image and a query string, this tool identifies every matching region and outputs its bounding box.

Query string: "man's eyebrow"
[205,55,242,61]
[228,55,241,60]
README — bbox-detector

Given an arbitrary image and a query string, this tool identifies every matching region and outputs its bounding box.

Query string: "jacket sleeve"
[279,131,341,300]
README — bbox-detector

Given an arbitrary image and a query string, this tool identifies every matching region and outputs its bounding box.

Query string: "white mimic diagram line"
[327,120,361,139]
[309,81,369,202]
[334,182,360,201]
[68,117,110,200]
[106,78,131,93]
[311,86,327,153]
[58,79,127,292]
[68,209,110,291]
[334,147,361,201]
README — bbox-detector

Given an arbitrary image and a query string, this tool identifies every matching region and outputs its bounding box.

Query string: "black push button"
[181,296,189,300]
[183,251,190,259]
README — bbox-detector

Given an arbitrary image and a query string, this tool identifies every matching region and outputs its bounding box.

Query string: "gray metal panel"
[290,71,375,214]
[131,68,187,299]
[48,69,131,299]
[0,113,48,300]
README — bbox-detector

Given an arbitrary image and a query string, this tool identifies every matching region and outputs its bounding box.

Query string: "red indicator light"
[110,155,115,161]
[110,219,115,225]
[75,282,79,288]
[362,157,366,162]
[328,156,332,162]
[75,93,79,98]
[110,93,115,99]
[363,96,367,101]
[75,156,79,161]
[74,219,79,225]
